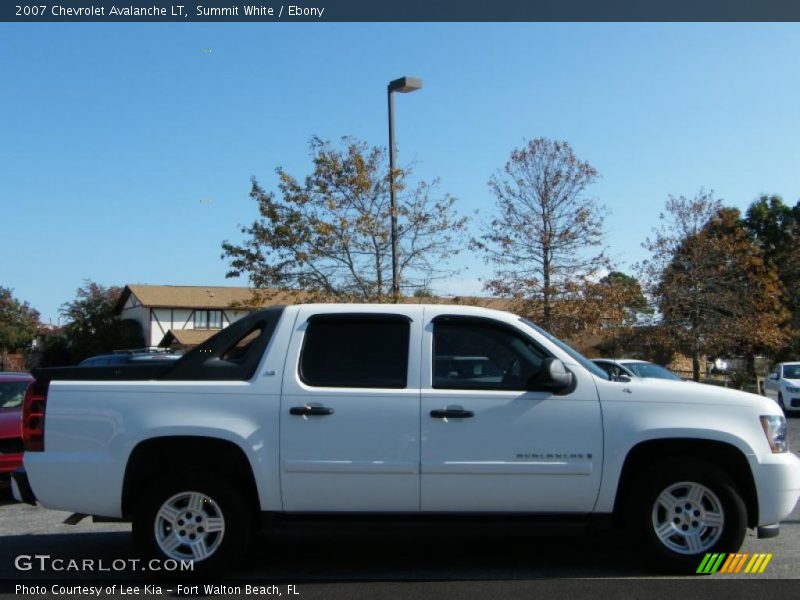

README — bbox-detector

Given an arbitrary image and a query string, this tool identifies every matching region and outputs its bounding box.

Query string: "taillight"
[22,379,49,452]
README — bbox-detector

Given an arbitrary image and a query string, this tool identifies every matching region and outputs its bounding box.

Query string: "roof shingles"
[117,285,299,311]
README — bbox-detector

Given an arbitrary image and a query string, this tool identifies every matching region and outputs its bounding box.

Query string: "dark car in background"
[0,372,33,478]
[79,349,182,367]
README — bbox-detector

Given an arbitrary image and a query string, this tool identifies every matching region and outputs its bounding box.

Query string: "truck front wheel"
[132,472,252,573]
[626,458,747,573]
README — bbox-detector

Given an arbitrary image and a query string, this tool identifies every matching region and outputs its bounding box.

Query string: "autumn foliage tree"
[222,137,467,301]
[577,271,650,335]
[472,138,609,336]
[0,286,40,369]
[56,281,145,364]
[745,195,800,357]
[642,191,788,380]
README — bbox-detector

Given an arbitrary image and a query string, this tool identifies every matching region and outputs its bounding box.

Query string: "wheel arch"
[612,438,758,528]
[121,435,260,520]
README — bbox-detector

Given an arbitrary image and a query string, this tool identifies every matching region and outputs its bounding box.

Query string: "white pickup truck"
[13,304,800,573]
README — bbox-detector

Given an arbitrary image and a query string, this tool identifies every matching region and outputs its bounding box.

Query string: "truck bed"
[32,306,285,383]
[32,363,174,381]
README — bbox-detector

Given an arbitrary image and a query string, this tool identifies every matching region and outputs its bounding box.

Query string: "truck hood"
[601,376,781,415]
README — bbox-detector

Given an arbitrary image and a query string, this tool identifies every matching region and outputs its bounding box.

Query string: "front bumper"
[754,452,800,526]
[11,468,37,505]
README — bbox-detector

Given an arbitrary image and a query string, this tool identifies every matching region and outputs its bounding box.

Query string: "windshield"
[0,381,30,409]
[519,318,609,379]
[623,362,683,381]
[783,365,800,379]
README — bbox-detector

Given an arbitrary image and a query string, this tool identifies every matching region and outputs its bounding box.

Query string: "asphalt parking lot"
[1,417,799,596]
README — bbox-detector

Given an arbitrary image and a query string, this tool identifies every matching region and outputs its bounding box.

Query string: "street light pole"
[387,76,422,303]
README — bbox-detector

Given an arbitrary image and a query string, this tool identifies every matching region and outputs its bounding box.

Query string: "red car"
[0,372,32,477]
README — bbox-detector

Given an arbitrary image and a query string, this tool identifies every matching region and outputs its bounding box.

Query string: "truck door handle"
[290,405,335,416]
[430,408,474,419]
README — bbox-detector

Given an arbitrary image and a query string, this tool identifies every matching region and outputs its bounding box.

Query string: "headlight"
[785,385,800,394]
[760,415,788,453]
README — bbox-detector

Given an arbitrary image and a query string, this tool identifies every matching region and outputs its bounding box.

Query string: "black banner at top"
[4,0,800,22]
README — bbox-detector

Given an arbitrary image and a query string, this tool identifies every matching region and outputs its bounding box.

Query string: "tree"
[745,195,800,357]
[744,195,798,261]
[580,271,651,348]
[37,330,71,369]
[0,287,40,369]
[472,138,608,335]
[594,271,649,320]
[222,137,468,302]
[59,281,144,364]
[641,191,788,380]
[534,271,651,350]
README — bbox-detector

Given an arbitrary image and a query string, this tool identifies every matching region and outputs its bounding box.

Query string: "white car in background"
[592,358,684,382]
[764,362,800,414]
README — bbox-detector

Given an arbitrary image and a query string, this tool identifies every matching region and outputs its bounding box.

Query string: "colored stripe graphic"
[719,554,737,573]
[757,554,773,573]
[733,553,749,574]
[696,553,726,574]
[744,553,773,574]
[697,553,772,574]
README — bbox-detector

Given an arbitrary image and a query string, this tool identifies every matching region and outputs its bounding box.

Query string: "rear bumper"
[11,468,37,505]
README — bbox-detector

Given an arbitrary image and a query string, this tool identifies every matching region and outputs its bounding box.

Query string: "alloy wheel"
[651,481,724,555]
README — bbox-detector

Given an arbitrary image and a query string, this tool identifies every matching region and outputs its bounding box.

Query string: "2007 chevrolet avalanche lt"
[13,304,800,572]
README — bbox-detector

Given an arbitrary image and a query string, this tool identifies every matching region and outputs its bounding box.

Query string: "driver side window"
[432,318,548,391]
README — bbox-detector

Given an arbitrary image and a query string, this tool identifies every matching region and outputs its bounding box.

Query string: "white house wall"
[150,307,252,347]
[151,309,189,346]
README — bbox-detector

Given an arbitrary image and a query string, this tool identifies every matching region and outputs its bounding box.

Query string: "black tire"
[625,457,747,573]
[132,471,253,575]
[778,393,786,413]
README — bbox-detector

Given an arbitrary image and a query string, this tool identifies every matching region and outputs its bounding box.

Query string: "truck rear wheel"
[626,458,747,573]
[132,471,252,573]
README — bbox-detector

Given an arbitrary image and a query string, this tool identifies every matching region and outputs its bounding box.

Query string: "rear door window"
[300,315,410,388]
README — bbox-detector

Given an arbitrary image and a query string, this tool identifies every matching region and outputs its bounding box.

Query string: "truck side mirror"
[528,358,575,394]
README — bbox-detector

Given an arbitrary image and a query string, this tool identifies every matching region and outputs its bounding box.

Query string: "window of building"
[194,310,222,329]
[299,315,410,388]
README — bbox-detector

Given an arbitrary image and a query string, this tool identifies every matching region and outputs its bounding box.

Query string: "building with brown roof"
[114,284,297,348]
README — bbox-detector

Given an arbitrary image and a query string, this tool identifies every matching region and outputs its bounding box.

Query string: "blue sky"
[2,23,799,323]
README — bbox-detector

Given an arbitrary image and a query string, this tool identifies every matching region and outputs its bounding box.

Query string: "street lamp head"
[388,76,423,93]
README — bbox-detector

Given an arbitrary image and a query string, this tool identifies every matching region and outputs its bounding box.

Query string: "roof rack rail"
[112,347,178,355]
